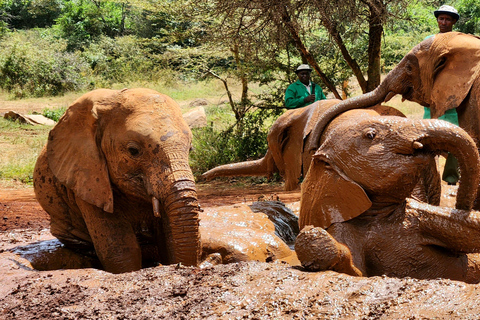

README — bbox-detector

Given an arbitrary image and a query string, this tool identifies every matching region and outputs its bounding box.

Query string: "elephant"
[295,109,480,283]
[202,99,407,191]
[304,32,480,204]
[33,88,201,273]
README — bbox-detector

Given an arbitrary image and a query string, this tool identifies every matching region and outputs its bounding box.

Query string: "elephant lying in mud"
[33,88,300,273]
[202,100,407,191]
[305,32,480,206]
[295,111,480,283]
[34,88,202,273]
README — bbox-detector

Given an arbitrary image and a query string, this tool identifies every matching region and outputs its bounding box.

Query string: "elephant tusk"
[413,141,423,149]
[152,196,161,218]
[385,91,396,103]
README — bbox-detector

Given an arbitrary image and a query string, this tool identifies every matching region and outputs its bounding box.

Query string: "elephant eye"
[365,129,376,140]
[128,146,140,156]
[126,143,142,157]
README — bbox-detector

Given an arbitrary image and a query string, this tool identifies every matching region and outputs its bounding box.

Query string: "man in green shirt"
[423,5,460,185]
[285,64,326,109]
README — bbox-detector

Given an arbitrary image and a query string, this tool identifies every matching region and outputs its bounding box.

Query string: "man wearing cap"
[423,5,460,185]
[284,64,326,109]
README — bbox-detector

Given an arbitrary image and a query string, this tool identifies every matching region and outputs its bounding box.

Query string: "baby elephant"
[34,88,201,273]
[296,110,480,283]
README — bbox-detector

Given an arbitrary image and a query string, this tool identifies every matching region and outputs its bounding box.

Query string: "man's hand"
[303,94,315,103]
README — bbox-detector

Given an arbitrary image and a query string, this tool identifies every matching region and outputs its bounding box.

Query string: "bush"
[0,30,90,98]
[42,106,67,122]
[82,36,157,86]
[189,108,282,178]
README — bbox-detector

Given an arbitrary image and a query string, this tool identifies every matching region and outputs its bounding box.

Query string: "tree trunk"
[319,13,368,93]
[366,2,384,92]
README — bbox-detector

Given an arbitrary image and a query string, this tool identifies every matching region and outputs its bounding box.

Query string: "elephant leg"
[295,226,362,276]
[76,198,142,273]
[411,199,480,254]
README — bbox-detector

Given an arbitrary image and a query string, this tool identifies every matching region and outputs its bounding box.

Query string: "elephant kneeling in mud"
[34,88,202,274]
[295,112,480,283]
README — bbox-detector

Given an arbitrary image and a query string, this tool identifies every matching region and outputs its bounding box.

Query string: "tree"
[54,0,131,51]
[0,0,63,29]
[191,0,413,106]
[454,0,480,35]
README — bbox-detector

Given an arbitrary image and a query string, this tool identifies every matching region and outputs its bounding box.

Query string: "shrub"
[189,108,282,178]
[0,30,90,98]
[42,106,67,122]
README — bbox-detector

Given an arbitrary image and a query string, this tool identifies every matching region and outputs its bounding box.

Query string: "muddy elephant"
[202,100,406,191]
[295,111,480,283]
[33,88,201,273]
[305,32,480,203]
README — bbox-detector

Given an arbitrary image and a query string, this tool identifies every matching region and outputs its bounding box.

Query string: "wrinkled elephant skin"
[296,112,480,283]
[33,88,201,273]
[11,201,300,271]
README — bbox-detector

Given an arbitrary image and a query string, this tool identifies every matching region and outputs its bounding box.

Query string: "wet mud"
[2,182,479,319]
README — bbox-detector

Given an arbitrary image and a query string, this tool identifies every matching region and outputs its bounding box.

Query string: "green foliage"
[0,0,63,29]
[189,108,282,177]
[0,30,89,98]
[454,0,480,34]
[42,106,66,121]
[53,0,128,51]
[81,35,157,86]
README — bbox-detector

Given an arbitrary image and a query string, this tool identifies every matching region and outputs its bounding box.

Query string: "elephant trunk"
[305,82,391,153]
[414,120,480,210]
[153,161,201,266]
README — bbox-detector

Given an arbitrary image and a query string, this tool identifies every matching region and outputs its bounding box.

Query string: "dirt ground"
[3,180,480,320]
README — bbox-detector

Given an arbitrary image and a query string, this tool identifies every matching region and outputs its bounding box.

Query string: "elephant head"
[305,32,480,153]
[299,113,480,230]
[34,88,200,273]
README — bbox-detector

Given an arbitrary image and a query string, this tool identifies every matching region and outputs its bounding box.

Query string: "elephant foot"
[295,226,362,276]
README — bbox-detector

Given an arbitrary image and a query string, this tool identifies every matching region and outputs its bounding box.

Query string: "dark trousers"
[442,153,460,185]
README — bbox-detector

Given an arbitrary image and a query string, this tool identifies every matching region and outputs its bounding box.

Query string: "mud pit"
[2,181,480,319]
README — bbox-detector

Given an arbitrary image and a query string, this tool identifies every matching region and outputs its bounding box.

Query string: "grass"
[0,118,50,186]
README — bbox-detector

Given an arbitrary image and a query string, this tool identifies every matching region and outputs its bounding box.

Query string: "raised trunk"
[304,83,389,154]
[415,120,480,210]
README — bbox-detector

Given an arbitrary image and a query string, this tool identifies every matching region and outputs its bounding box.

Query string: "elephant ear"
[47,89,117,213]
[429,33,480,118]
[299,157,372,230]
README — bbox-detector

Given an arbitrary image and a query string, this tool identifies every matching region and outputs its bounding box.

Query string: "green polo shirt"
[284,80,326,109]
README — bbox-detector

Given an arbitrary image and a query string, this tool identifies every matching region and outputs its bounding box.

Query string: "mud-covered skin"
[33,88,201,273]
[306,32,480,208]
[297,114,480,283]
